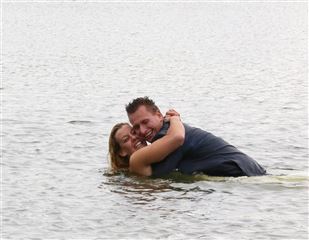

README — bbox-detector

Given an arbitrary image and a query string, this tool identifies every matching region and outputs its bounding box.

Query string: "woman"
[108,112,184,176]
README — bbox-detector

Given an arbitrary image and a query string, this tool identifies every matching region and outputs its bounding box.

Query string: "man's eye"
[123,138,129,143]
[142,120,149,124]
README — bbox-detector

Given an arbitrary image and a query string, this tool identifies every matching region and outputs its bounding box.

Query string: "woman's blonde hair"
[108,123,130,173]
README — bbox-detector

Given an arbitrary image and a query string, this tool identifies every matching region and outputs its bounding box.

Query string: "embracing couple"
[109,97,266,177]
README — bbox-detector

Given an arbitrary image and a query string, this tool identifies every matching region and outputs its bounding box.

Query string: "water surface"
[3,2,308,239]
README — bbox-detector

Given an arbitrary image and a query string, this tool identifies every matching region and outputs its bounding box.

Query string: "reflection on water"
[100,171,218,205]
[101,170,308,205]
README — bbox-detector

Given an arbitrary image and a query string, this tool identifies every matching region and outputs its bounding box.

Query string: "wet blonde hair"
[108,123,130,173]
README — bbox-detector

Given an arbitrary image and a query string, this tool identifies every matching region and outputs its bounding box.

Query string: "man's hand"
[164,109,180,122]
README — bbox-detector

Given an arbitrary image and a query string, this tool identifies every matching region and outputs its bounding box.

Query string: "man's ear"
[156,111,164,120]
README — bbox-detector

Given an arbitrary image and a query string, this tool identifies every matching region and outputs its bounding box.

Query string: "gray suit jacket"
[151,122,266,177]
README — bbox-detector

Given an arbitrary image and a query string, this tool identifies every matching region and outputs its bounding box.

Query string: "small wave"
[161,172,232,183]
[101,168,309,192]
[227,174,309,189]
[67,120,94,125]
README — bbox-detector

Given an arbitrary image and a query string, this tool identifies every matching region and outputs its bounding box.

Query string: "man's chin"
[144,130,159,142]
[146,134,155,142]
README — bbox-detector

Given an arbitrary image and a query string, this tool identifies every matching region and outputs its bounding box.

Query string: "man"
[126,96,266,177]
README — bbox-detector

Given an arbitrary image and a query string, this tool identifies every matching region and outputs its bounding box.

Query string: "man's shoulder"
[183,123,209,135]
[152,122,210,142]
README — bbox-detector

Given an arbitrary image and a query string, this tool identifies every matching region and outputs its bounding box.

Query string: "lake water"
[2,2,308,239]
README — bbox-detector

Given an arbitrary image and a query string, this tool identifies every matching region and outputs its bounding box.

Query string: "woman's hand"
[164,109,180,122]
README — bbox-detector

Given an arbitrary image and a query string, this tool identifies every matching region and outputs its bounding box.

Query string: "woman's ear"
[118,149,128,158]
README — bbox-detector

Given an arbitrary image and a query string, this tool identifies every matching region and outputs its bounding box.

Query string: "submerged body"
[151,122,266,177]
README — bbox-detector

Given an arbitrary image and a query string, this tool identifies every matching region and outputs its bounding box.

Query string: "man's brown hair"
[126,96,161,114]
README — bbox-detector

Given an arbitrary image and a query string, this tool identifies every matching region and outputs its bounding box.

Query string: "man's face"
[128,105,164,142]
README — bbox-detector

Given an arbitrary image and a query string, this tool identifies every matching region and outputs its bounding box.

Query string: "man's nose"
[130,133,137,140]
[140,125,147,136]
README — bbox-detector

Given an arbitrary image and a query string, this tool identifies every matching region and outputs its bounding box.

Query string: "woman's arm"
[129,116,185,176]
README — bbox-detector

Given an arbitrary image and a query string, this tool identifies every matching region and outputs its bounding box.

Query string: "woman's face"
[115,124,147,157]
